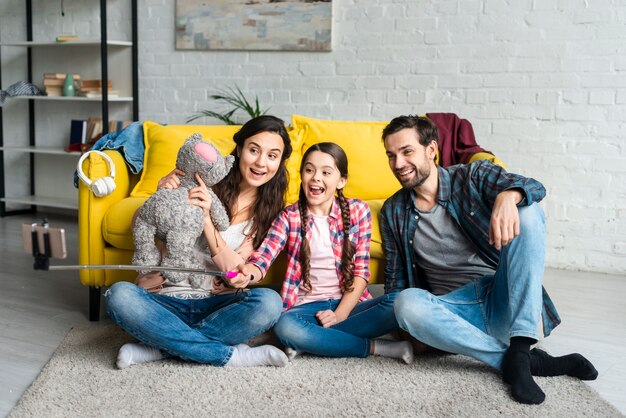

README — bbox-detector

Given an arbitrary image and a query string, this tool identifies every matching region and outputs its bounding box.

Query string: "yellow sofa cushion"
[291,115,400,202]
[103,197,147,249]
[366,199,385,259]
[131,121,242,197]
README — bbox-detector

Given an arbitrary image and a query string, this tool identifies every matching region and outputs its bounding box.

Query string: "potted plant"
[186,85,269,125]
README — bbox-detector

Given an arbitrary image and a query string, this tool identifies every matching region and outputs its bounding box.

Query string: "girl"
[106,115,292,368]
[236,142,413,363]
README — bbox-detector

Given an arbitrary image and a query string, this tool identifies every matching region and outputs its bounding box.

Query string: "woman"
[106,115,293,368]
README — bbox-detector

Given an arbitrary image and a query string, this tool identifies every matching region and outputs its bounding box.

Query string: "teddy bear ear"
[225,155,235,171]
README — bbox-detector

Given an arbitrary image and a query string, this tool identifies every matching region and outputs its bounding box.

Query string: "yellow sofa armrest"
[78,150,135,287]
[468,151,507,170]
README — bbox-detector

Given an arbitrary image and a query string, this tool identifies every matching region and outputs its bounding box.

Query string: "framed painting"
[175,0,332,51]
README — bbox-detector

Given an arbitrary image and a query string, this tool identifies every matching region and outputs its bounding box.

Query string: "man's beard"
[396,164,431,190]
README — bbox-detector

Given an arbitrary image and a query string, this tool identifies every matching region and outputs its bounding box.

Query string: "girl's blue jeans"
[394,204,546,371]
[105,282,283,366]
[273,292,400,358]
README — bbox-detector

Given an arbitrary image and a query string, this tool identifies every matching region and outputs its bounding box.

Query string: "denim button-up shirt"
[381,160,561,336]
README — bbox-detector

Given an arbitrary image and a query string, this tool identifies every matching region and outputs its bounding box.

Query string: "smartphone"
[22,224,67,259]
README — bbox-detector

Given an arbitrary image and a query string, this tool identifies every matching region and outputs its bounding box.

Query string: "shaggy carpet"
[9,324,622,418]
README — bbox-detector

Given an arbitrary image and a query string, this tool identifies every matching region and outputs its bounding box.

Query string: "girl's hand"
[188,173,213,219]
[316,310,338,328]
[158,169,186,190]
[225,264,253,289]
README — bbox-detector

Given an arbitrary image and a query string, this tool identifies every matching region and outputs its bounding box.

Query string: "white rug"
[9,324,622,418]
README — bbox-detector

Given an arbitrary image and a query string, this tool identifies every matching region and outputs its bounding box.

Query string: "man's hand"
[489,190,523,250]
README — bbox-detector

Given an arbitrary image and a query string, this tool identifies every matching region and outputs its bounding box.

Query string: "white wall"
[3,0,626,274]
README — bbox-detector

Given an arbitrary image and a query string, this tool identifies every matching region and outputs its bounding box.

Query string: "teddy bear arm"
[208,189,231,231]
[132,216,162,273]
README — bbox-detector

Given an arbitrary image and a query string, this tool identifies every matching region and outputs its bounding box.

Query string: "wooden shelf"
[1,195,78,210]
[0,146,81,155]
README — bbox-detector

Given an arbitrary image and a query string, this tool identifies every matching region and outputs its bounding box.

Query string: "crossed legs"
[394,204,597,404]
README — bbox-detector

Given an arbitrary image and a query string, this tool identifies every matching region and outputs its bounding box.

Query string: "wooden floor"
[1,213,625,417]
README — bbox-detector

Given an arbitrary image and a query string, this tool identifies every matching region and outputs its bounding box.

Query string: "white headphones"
[77,150,116,197]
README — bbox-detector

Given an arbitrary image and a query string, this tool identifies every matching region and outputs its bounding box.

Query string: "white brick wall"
[3,0,625,274]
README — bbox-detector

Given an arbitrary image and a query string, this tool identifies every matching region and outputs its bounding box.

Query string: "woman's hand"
[211,277,239,295]
[316,310,340,328]
[188,173,213,219]
[158,168,186,190]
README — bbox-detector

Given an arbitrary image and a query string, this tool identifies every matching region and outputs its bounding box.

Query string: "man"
[380,115,598,404]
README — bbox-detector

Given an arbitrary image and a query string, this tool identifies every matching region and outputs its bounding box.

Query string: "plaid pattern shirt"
[248,197,373,311]
[381,160,561,336]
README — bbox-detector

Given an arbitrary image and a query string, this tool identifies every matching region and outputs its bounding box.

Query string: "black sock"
[502,337,545,405]
[530,348,598,380]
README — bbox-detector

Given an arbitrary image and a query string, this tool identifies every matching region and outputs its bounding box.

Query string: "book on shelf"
[71,118,133,152]
[43,79,65,87]
[65,119,87,152]
[78,90,120,98]
[45,86,63,97]
[44,72,81,80]
[80,79,112,88]
[56,35,78,42]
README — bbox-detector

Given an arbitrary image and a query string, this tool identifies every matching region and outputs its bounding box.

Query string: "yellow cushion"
[103,197,147,249]
[291,115,400,201]
[366,199,385,259]
[131,121,242,197]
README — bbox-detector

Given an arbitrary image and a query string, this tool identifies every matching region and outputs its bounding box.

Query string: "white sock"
[226,343,288,367]
[373,339,414,364]
[284,347,303,361]
[117,343,163,369]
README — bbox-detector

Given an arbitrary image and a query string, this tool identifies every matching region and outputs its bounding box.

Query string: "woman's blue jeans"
[105,282,283,366]
[394,204,546,371]
[273,292,400,358]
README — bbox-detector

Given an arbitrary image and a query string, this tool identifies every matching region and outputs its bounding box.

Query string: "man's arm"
[471,160,546,208]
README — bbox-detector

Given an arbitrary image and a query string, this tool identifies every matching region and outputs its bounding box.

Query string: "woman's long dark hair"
[298,142,356,294]
[212,115,292,248]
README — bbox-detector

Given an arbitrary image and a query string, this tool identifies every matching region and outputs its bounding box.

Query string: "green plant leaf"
[187,85,269,125]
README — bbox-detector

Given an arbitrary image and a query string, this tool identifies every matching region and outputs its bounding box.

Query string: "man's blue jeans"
[105,282,283,366]
[394,204,545,370]
[273,292,400,358]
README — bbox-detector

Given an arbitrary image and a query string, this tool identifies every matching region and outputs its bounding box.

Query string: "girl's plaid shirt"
[248,197,373,311]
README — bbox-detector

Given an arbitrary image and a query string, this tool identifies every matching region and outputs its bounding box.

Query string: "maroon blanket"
[427,113,494,167]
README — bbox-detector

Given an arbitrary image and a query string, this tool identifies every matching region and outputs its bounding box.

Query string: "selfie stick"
[29,220,240,279]
[45,264,238,279]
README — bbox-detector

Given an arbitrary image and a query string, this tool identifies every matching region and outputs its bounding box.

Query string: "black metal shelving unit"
[0,0,138,216]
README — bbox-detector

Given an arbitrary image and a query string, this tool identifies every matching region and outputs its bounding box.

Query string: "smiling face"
[384,127,437,191]
[301,150,347,216]
[237,131,285,189]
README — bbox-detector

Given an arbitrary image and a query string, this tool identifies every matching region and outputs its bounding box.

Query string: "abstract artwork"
[175,0,332,51]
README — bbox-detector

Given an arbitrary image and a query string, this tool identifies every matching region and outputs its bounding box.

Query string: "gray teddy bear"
[132,133,235,288]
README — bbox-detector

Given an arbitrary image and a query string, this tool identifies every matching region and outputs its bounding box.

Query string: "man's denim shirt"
[380,160,561,337]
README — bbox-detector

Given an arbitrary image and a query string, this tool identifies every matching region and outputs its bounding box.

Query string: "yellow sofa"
[79,114,503,320]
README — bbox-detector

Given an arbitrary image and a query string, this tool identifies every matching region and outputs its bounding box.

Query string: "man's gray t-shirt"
[412,203,495,295]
